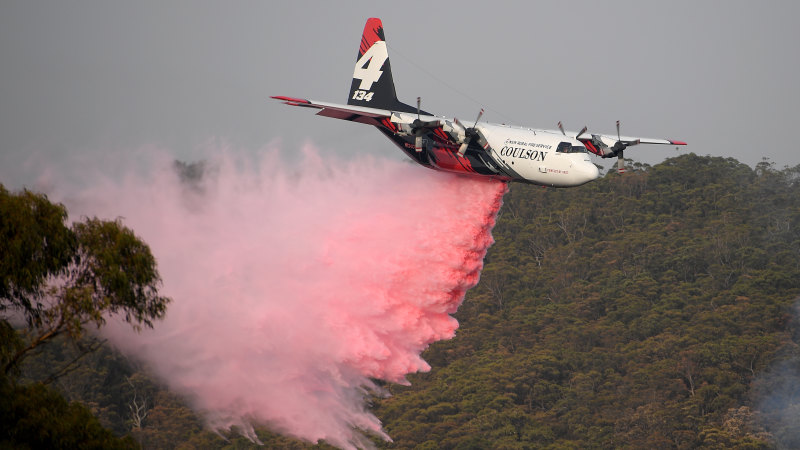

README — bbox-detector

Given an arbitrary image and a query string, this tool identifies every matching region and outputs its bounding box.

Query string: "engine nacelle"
[441,119,467,145]
[389,112,416,136]
[581,134,632,158]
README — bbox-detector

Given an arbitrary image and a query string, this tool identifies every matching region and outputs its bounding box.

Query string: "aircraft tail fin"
[348,18,416,113]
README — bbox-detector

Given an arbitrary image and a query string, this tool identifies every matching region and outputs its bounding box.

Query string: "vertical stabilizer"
[347,18,415,113]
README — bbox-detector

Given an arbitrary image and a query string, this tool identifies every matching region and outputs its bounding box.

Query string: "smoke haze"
[753,300,800,449]
[38,143,506,448]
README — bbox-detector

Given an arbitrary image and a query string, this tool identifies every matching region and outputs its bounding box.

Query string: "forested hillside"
[4,154,800,449]
[376,154,800,448]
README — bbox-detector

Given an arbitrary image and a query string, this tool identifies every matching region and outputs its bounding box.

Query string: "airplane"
[273,18,686,188]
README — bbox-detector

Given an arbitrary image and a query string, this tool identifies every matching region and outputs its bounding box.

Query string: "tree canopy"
[374,154,800,448]
[0,185,76,322]
[1,184,171,449]
[1,185,170,375]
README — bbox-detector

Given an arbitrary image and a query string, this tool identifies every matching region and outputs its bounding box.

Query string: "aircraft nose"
[581,161,600,183]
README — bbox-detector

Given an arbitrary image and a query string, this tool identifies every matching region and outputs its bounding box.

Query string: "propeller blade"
[454,108,488,156]
[576,126,588,140]
[415,135,423,152]
[472,108,484,128]
[417,97,421,121]
[453,118,465,133]
[616,120,621,142]
[617,150,625,174]
[558,121,566,136]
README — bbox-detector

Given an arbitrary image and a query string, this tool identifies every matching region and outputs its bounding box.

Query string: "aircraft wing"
[588,133,687,147]
[550,126,687,159]
[271,96,392,125]
[548,126,686,147]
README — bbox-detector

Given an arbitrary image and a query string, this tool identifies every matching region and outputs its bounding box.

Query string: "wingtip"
[670,140,688,146]
[271,95,311,104]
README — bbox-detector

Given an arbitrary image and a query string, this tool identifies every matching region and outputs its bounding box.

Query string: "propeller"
[576,126,588,140]
[611,120,639,174]
[457,108,485,156]
[558,121,588,140]
[414,97,424,152]
[411,97,440,152]
[616,120,624,173]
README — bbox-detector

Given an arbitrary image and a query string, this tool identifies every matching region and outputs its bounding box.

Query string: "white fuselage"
[478,123,600,187]
[390,110,601,187]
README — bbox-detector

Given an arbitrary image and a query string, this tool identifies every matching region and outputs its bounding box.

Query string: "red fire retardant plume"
[58,144,507,449]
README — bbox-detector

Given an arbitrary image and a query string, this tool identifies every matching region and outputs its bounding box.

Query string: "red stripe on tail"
[359,18,384,56]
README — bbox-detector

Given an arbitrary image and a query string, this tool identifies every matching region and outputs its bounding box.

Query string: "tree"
[0,184,171,375]
[0,185,75,322]
[0,379,139,449]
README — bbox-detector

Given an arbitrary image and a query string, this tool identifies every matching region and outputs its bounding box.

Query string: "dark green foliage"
[0,184,170,374]
[375,154,800,448]
[0,184,172,447]
[0,185,76,324]
[71,218,170,330]
[0,374,139,449]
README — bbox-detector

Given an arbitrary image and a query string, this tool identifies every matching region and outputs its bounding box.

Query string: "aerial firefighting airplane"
[273,18,686,187]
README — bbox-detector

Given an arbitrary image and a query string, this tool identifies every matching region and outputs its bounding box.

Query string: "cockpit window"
[556,142,587,153]
[571,145,587,153]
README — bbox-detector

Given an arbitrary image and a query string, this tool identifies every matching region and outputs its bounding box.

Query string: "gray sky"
[1,0,799,187]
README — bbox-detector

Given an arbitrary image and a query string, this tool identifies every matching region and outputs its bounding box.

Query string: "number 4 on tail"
[353,41,388,91]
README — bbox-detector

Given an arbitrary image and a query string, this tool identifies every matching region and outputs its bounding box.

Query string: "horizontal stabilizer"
[271,96,392,123]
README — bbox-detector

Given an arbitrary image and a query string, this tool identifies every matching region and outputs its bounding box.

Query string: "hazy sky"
[1,0,799,186]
